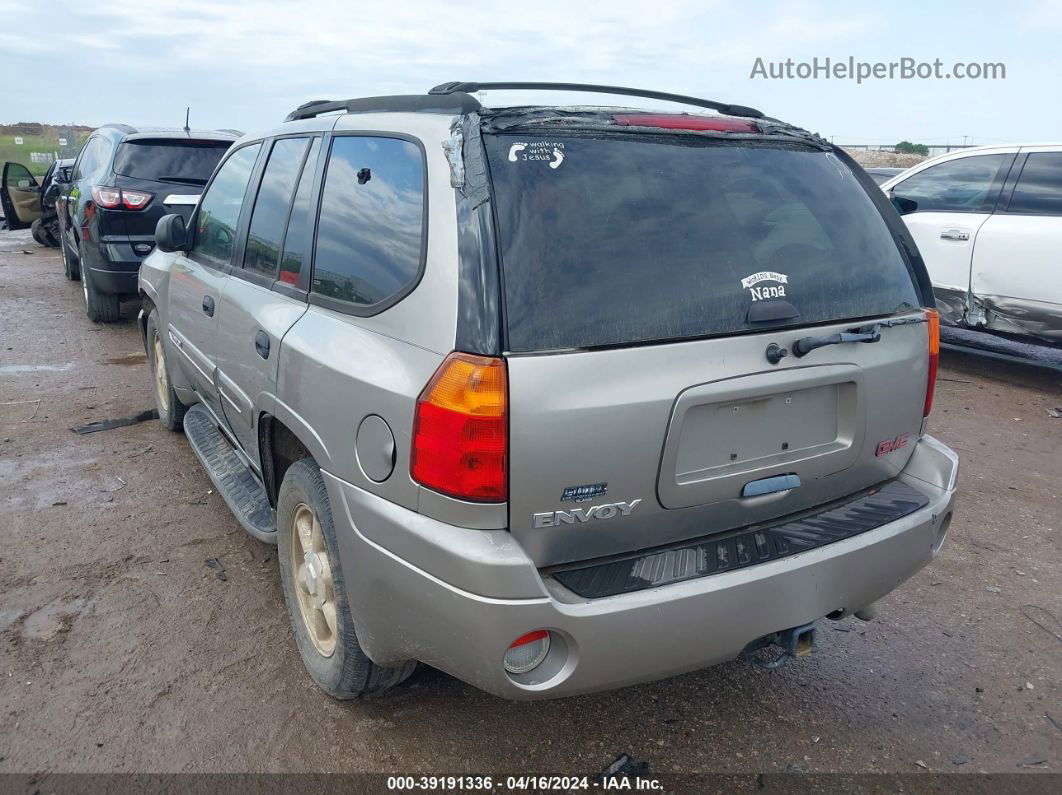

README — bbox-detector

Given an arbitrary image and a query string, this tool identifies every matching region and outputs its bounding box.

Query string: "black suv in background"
[58,124,240,321]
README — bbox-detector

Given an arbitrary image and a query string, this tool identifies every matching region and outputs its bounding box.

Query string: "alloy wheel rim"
[291,502,337,657]
[152,331,170,413]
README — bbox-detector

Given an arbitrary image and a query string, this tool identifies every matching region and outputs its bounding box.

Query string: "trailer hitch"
[741,623,816,671]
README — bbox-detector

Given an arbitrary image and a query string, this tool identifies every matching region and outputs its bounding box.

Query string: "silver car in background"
[138,82,958,700]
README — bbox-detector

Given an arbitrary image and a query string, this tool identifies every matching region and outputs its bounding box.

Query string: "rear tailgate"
[483,129,929,568]
[508,320,928,566]
[112,138,230,238]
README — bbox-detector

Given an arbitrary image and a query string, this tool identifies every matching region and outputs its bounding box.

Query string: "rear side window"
[1006,153,1062,215]
[278,138,321,289]
[311,136,425,311]
[73,137,109,181]
[192,144,261,268]
[112,140,231,186]
[484,135,920,352]
[891,154,1009,215]
[243,137,311,278]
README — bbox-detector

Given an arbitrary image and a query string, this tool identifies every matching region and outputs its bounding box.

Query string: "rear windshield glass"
[113,140,232,185]
[484,134,920,352]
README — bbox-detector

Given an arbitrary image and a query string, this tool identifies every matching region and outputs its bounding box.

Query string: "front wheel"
[277,458,416,699]
[80,244,120,323]
[145,309,186,432]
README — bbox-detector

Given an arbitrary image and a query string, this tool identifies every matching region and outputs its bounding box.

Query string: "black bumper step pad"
[551,480,929,599]
[183,404,276,542]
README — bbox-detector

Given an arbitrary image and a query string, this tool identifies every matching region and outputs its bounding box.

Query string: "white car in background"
[880,144,1062,347]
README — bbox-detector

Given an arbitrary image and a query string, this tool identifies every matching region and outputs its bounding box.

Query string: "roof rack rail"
[285,93,481,122]
[428,81,764,119]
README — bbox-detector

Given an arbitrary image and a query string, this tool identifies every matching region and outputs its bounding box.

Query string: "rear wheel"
[277,458,416,699]
[80,243,120,323]
[61,236,79,280]
[146,309,186,432]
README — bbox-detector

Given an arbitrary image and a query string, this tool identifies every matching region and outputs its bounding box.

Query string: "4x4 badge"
[740,271,789,301]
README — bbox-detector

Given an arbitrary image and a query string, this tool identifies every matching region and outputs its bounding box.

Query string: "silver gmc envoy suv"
[138,82,959,700]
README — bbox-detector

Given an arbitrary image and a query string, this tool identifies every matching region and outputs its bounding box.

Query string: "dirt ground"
[1,229,1059,778]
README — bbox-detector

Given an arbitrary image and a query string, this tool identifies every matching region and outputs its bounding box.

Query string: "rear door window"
[484,135,920,352]
[311,135,425,312]
[1005,153,1062,215]
[242,136,311,279]
[191,144,261,269]
[891,154,1010,215]
[112,140,232,186]
[278,138,321,289]
[73,137,109,182]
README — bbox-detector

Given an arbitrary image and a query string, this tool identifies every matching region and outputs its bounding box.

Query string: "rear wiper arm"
[791,314,926,358]
[792,327,880,357]
[156,176,208,185]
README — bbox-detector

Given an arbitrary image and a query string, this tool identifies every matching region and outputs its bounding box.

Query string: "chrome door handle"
[940,229,970,242]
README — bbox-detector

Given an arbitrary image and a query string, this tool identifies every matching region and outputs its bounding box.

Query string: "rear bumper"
[326,435,958,700]
[82,235,151,296]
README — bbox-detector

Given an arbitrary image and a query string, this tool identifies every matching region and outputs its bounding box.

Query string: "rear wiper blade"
[156,176,208,185]
[792,327,881,358]
[791,314,927,358]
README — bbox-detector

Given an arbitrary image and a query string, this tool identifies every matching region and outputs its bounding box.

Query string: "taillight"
[91,186,153,210]
[411,352,507,502]
[613,113,760,132]
[924,308,940,417]
[91,186,122,209]
[120,189,153,210]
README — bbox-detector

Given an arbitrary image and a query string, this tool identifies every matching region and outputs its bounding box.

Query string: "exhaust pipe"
[741,622,817,670]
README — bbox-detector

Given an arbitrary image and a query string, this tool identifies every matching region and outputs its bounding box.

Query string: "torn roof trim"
[471,105,831,150]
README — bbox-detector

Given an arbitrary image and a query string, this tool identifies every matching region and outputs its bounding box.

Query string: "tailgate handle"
[742,474,801,498]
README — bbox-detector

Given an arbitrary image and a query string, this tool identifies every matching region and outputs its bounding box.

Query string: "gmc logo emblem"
[876,434,909,456]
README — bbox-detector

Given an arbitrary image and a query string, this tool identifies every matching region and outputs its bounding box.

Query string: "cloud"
[0,0,1058,143]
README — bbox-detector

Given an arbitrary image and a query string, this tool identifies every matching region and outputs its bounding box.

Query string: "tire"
[145,309,186,432]
[80,244,121,323]
[31,218,46,246]
[277,458,416,699]
[61,236,80,280]
[41,218,60,248]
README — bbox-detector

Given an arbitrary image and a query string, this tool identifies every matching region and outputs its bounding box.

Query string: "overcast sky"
[2,0,1059,145]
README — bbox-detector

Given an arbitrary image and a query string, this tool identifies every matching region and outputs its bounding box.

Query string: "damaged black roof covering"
[283,81,827,149]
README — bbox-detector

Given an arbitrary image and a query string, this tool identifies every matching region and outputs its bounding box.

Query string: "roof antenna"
[184,107,190,133]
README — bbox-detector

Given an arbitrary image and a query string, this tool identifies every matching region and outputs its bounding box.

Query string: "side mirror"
[891,195,918,215]
[58,167,73,182]
[155,214,188,253]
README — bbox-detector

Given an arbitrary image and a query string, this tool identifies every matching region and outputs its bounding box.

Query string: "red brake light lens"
[924,308,940,417]
[411,353,507,502]
[120,189,153,210]
[91,186,153,210]
[613,113,759,133]
[91,186,122,208]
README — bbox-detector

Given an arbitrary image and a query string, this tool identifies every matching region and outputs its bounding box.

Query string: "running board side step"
[183,404,277,544]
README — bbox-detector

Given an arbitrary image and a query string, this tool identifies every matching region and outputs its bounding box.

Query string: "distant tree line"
[895,141,930,156]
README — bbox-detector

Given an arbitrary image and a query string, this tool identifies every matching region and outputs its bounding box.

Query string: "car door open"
[1,162,42,230]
